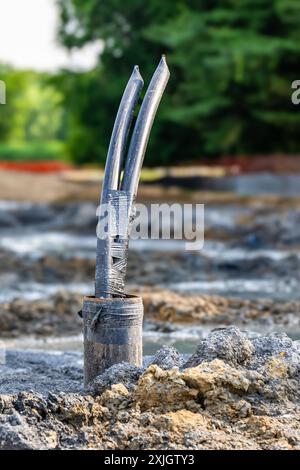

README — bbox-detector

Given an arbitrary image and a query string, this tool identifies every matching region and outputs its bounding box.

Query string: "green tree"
[0,66,67,160]
[11,72,65,142]
[0,65,25,141]
[57,0,300,164]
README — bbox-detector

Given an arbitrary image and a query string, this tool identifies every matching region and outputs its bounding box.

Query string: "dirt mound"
[0,291,82,338]
[141,288,300,327]
[1,327,300,450]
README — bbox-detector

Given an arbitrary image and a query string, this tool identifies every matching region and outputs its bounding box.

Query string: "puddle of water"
[0,232,97,257]
[1,276,299,303]
[2,230,300,261]
[3,322,300,357]
[0,201,35,210]
[0,232,191,256]
[2,325,210,356]
[2,200,300,350]
[202,246,300,262]
[168,278,300,300]
[0,282,92,303]
[0,271,299,304]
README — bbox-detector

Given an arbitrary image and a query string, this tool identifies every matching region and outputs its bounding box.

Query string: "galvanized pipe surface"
[84,58,169,386]
[95,67,143,298]
[101,66,144,193]
[121,56,170,197]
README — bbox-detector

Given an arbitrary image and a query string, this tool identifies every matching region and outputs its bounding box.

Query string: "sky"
[0,0,102,71]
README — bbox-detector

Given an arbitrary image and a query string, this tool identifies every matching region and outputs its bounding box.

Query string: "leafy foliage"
[2,2,300,164]
[0,65,23,142]
[0,141,65,161]
[0,67,66,159]
[56,0,300,164]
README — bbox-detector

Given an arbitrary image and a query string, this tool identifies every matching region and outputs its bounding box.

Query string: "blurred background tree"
[0,66,66,160]
[56,0,300,166]
[0,65,22,142]
[1,1,300,165]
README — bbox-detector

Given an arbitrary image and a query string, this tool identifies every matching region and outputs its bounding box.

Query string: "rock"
[252,332,294,357]
[150,345,184,370]
[0,292,83,338]
[184,326,254,368]
[249,332,300,371]
[141,289,300,327]
[1,287,300,341]
[88,363,143,396]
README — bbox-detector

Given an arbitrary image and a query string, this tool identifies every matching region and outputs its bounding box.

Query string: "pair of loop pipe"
[83,58,169,385]
[95,57,170,298]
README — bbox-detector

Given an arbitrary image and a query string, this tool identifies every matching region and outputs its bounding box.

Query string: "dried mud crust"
[141,289,300,327]
[0,327,300,450]
[1,289,300,340]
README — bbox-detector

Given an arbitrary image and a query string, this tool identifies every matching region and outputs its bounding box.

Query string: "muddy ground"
[1,289,300,341]
[1,172,300,449]
[1,327,300,450]
[1,198,300,340]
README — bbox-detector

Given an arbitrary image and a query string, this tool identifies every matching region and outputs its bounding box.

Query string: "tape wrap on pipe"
[95,189,135,297]
[82,295,143,345]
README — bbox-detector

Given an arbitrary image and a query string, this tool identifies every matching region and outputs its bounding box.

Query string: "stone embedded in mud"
[184,326,254,368]
[249,332,300,375]
[87,362,143,396]
[252,332,296,358]
[150,345,184,370]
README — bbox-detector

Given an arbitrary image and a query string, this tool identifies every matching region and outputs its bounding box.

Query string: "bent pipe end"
[96,58,170,299]
[101,65,144,197]
[121,55,170,197]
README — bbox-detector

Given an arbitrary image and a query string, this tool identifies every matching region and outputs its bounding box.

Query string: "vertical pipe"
[95,67,143,298]
[84,59,170,387]
[83,295,143,387]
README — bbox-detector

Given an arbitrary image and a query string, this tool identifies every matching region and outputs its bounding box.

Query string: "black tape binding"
[95,189,135,297]
[82,296,143,345]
